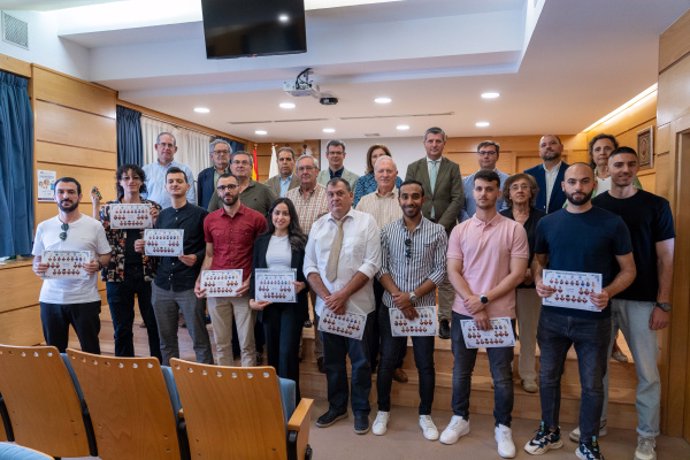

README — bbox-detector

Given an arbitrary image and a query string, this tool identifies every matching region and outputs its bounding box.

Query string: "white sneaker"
[634,436,656,460]
[372,411,390,436]
[569,420,608,443]
[439,415,470,445]
[419,415,439,441]
[495,424,516,458]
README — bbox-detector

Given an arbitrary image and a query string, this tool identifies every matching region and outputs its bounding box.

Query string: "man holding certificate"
[441,170,528,458]
[304,177,381,435]
[525,163,636,460]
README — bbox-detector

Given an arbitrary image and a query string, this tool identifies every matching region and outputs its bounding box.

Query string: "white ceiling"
[3,0,689,142]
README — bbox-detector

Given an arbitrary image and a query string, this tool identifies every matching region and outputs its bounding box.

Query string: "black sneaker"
[317,357,326,374]
[438,319,450,339]
[354,413,370,435]
[576,439,605,460]
[524,421,564,455]
[315,409,347,428]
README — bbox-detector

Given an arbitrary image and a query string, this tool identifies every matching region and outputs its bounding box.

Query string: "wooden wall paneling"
[659,11,690,73]
[35,141,118,171]
[657,57,690,126]
[0,264,42,313]
[32,66,116,117]
[0,53,31,78]
[0,306,43,345]
[34,101,116,152]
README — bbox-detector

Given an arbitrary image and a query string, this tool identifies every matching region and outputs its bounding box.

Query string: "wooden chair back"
[66,349,182,460]
[0,344,94,457]
[171,360,288,459]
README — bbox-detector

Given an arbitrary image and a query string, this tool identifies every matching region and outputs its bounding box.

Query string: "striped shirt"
[286,184,329,235]
[356,188,403,229]
[378,217,448,309]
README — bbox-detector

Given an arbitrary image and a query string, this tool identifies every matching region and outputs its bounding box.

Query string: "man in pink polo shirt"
[194,173,267,366]
[439,169,529,459]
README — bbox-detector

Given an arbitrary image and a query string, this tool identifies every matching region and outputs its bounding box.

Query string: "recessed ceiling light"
[475,121,490,128]
[481,92,500,99]
[194,107,210,114]
[278,14,289,23]
[279,102,296,109]
[396,124,410,131]
[255,130,268,135]
[374,97,392,104]
[322,128,335,134]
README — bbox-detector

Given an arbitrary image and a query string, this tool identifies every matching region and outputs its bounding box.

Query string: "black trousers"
[40,300,102,353]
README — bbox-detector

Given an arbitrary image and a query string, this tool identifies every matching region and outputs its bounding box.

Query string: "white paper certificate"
[460,317,515,349]
[144,229,184,256]
[390,306,437,337]
[255,268,297,303]
[200,269,243,297]
[318,309,367,340]
[542,269,603,312]
[42,250,91,279]
[109,203,153,229]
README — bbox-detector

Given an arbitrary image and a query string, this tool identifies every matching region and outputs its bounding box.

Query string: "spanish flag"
[252,145,259,181]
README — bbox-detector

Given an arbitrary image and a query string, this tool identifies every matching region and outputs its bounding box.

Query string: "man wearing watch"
[373,180,448,440]
[584,147,675,460]
[441,170,528,458]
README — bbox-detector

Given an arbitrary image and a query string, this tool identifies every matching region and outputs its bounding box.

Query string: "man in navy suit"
[524,135,569,214]
[197,139,231,209]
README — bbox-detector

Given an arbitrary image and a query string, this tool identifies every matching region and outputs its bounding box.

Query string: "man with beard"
[524,163,636,460]
[195,173,267,366]
[373,180,447,440]
[32,177,111,353]
[524,135,569,214]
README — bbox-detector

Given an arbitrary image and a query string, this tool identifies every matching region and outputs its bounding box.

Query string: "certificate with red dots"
[390,306,437,337]
[42,250,91,279]
[542,269,602,312]
[200,269,243,298]
[144,229,184,256]
[318,309,366,340]
[109,203,153,229]
[460,317,515,349]
[255,268,297,303]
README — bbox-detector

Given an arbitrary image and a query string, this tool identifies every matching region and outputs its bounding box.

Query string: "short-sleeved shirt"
[447,213,529,318]
[534,207,633,318]
[204,205,267,280]
[286,184,329,235]
[32,214,111,304]
[593,190,675,301]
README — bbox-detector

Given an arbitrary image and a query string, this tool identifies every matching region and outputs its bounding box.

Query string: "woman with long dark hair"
[91,164,162,360]
[249,198,308,398]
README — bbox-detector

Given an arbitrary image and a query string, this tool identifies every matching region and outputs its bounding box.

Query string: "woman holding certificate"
[91,164,162,361]
[250,198,308,398]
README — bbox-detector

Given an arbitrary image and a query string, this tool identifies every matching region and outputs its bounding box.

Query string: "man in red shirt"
[195,173,267,366]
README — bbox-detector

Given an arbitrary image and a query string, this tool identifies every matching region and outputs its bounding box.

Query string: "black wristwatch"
[480,294,489,305]
[655,302,672,312]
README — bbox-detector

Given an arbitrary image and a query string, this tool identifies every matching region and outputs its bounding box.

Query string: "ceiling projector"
[283,80,320,97]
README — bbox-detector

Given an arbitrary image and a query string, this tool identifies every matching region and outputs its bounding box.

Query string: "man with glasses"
[317,140,359,189]
[266,146,300,197]
[372,179,447,440]
[32,177,111,353]
[197,139,232,209]
[195,173,267,366]
[143,132,196,209]
[461,140,510,220]
[208,151,276,215]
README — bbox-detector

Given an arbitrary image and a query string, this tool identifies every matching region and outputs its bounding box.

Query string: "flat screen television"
[201,0,307,59]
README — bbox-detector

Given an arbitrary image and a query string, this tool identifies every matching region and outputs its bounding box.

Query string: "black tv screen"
[201,0,307,59]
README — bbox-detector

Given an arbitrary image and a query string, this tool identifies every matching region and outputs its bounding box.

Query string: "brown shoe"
[393,368,408,383]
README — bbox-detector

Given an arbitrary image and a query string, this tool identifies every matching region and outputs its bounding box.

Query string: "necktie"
[429,160,439,194]
[326,219,344,282]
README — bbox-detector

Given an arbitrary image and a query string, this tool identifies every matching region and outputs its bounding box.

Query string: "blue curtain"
[0,71,34,257]
[116,105,143,166]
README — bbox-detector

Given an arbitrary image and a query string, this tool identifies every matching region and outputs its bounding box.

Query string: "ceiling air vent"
[364,133,380,137]
[2,12,28,49]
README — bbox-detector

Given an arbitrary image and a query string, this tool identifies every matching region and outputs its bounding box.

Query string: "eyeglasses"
[232,160,251,166]
[297,165,315,171]
[213,150,230,156]
[216,184,238,191]
[509,184,531,191]
[59,222,69,241]
[405,238,412,259]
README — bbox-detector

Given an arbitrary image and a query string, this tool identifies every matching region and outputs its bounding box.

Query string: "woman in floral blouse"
[92,164,162,360]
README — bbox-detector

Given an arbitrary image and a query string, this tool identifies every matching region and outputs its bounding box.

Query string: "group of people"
[31,127,674,460]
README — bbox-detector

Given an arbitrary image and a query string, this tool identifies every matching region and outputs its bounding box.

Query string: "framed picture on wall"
[637,126,654,169]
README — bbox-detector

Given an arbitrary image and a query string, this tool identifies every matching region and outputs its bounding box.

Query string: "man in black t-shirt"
[589,147,674,460]
[524,163,636,460]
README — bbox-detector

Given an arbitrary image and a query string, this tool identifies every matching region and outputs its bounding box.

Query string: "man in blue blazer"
[197,139,231,210]
[524,135,569,214]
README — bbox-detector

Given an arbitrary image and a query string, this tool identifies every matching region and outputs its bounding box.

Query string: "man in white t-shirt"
[32,177,111,353]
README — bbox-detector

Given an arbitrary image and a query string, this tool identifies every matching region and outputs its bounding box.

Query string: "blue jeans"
[451,312,514,426]
[106,277,161,360]
[322,311,374,416]
[538,309,611,442]
[376,306,435,414]
[602,299,660,438]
